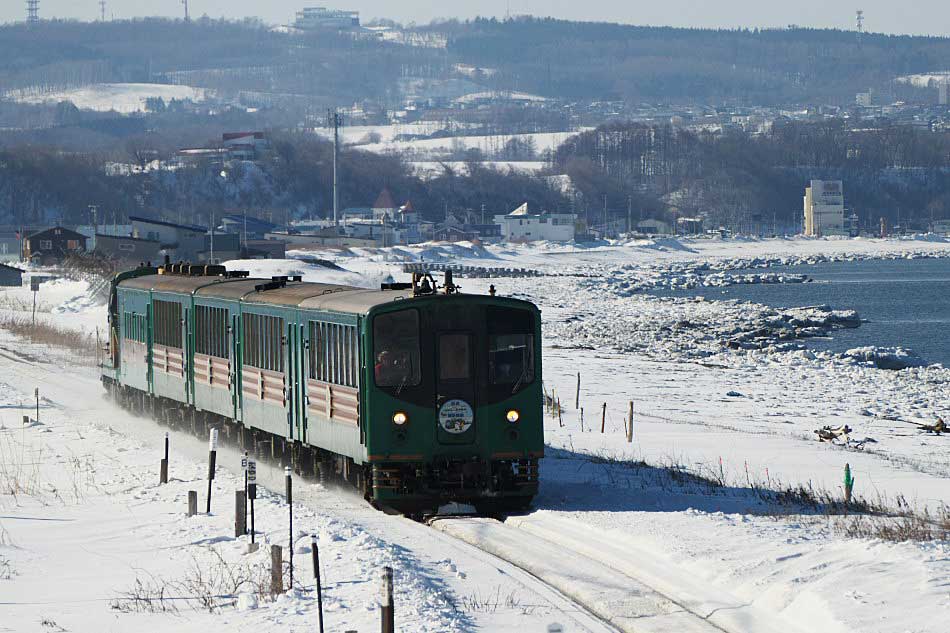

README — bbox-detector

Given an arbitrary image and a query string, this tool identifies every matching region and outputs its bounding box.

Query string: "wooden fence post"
[600,402,606,434]
[580,407,584,432]
[627,401,634,443]
[575,372,580,410]
[234,490,246,537]
[271,544,284,597]
[187,490,197,517]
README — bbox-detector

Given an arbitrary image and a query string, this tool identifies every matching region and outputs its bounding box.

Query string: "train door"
[435,331,476,445]
[183,305,191,405]
[231,313,242,423]
[285,320,303,441]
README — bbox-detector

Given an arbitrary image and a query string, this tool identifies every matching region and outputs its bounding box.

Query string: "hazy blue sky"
[4,1,949,36]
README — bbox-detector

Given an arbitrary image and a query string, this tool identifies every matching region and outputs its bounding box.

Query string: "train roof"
[117,273,414,314]
[117,270,537,315]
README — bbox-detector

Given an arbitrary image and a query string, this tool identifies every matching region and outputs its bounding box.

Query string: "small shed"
[0,263,23,286]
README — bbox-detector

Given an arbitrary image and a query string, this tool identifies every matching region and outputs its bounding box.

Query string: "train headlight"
[506,409,520,423]
[392,411,408,426]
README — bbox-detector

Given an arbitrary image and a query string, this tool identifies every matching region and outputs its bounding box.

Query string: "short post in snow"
[160,431,169,484]
[34,387,39,424]
[312,534,325,633]
[187,490,198,517]
[380,566,394,633]
[844,463,854,508]
[600,402,606,434]
[206,428,218,514]
[557,397,563,428]
[580,407,584,432]
[247,458,257,543]
[575,372,581,410]
[285,465,293,588]
[270,544,283,597]
[234,489,247,537]
[626,401,634,444]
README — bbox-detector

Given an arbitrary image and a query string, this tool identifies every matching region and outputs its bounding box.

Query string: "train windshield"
[487,306,535,392]
[373,309,422,388]
[489,334,534,388]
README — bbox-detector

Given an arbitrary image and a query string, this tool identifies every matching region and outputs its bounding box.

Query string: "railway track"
[430,515,802,633]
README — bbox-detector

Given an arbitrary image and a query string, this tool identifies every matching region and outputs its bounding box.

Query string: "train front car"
[365,287,543,514]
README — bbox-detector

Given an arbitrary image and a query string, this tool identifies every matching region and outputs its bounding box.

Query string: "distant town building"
[494,203,576,242]
[23,227,87,265]
[940,81,950,106]
[932,219,950,235]
[0,263,23,287]
[803,180,846,237]
[0,232,21,263]
[94,234,161,265]
[131,216,207,262]
[294,7,360,30]
[636,219,673,235]
[856,90,873,107]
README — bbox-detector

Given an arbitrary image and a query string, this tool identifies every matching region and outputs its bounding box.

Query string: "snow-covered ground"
[3,235,950,632]
[6,83,211,113]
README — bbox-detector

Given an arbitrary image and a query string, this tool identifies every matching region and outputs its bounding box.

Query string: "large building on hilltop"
[803,180,846,237]
[294,7,360,30]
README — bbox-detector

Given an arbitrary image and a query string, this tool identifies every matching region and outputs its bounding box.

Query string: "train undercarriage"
[102,377,538,517]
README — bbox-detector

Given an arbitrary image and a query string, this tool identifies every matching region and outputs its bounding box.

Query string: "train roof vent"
[225,270,250,279]
[255,279,286,292]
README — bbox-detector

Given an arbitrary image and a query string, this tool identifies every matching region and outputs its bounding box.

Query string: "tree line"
[554,120,950,231]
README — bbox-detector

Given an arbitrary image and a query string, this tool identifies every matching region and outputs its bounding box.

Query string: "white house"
[494,203,576,242]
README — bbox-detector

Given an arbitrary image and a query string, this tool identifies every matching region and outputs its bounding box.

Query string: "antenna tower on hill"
[856,10,864,33]
[182,0,190,21]
[26,0,39,24]
[99,0,106,21]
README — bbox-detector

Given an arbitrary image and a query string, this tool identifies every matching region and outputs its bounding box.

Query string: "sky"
[3,1,950,37]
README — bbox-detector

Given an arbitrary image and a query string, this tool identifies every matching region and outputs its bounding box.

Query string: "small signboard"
[247,458,257,484]
[30,277,40,292]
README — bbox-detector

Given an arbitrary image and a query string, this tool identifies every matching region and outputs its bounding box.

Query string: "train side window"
[242,313,284,372]
[309,321,358,388]
[195,305,228,358]
[373,310,421,388]
[153,300,182,348]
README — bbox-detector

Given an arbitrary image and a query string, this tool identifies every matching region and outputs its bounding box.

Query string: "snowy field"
[6,83,211,113]
[2,235,950,632]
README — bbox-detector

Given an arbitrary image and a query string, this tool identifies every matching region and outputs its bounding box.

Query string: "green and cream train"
[101,263,543,513]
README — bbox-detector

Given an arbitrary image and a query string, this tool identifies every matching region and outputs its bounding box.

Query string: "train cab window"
[486,307,536,391]
[373,310,421,388]
[439,334,471,381]
[489,333,534,387]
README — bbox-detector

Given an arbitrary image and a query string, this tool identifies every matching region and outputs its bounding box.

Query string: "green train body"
[101,264,542,513]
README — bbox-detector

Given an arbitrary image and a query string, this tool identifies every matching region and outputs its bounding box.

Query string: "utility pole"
[627,195,632,234]
[182,0,189,21]
[88,205,98,251]
[327,110,343,226]
[99,0,106,21]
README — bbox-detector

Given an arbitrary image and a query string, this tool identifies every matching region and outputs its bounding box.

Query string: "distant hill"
[1,17,949,110]
[425,16,950,104]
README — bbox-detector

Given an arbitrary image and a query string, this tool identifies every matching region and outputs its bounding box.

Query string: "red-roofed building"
[372,188,397,222]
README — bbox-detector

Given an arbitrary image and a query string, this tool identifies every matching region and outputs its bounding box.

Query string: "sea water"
[651,257,950,366]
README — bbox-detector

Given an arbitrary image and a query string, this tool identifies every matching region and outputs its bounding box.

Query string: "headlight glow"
[506,409,520,423]
[392,411,408,426]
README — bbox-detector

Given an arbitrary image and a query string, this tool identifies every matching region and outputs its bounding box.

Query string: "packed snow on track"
[1,235,949,632]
